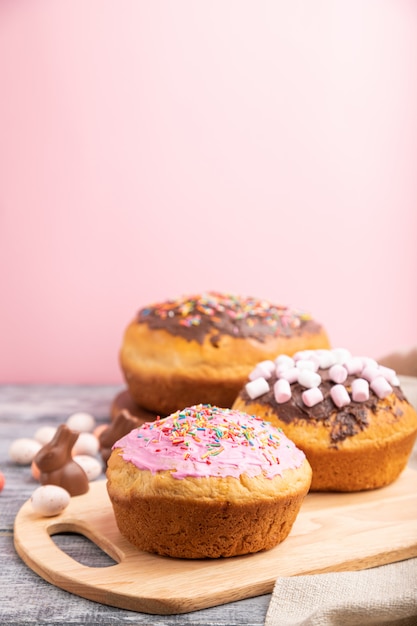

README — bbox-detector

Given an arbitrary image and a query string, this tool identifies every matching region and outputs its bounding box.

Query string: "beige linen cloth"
[265,558,417,626]
[266,368,417,626]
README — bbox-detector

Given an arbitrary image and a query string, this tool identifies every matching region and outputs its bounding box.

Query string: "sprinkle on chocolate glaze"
[137,292,320,346]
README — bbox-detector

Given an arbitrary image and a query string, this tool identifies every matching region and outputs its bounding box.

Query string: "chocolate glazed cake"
[119,292,330,415]
[233,348,417,491]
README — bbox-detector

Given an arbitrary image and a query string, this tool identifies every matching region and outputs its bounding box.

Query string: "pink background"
[0,1,416,384]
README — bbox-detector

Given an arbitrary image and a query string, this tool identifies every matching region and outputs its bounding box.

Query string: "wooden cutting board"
[14,468,417,615]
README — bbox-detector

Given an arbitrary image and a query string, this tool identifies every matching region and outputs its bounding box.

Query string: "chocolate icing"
[136,292,321,346]
[239,368,406,446]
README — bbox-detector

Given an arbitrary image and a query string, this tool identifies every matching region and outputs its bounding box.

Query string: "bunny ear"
[34,424,79,469]
[53,424,79,447]
[99,410,138,450]
[46,423,69,445]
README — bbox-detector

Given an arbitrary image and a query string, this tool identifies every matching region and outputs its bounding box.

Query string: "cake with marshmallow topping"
[106,405,312,558]
[232,348,417,492]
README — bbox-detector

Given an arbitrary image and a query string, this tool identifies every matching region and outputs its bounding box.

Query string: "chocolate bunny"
[99,409,141,464]
[34,424,89,496]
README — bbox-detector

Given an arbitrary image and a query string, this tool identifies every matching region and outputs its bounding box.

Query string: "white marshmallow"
[249,366,268,381]
[293,350,314,361]
[378,366,397,384]
[276,364,290,377]
[361,366,381,382]
[245,377,270,400]
[296,359,318,372]
[248,360,275,381]
[298,369,322,389]
[330,384,351,408]
[315,350,336,369]
[360,357,378,369]
[331,348,351,365]
[351,378,369,402]
[274,354,294,369]
[370,376,393,399]
[344,357,363,375]
[278,367,299,384]
[274,379,292,404]
[328,364,348,384]
[259,360,276,374]
[302,387,324,407]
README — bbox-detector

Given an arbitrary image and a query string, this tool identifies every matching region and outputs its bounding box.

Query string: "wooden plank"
[14,468,417,615]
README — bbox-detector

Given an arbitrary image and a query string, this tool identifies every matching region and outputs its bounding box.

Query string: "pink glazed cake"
[106,404,312,558]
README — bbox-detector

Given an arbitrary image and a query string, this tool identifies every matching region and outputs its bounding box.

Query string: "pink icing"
[113,405,306,479]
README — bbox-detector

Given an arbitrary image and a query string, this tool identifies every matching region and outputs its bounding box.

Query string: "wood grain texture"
[14,469,417,615]
[3,382,417,624]
[1,385,268,625]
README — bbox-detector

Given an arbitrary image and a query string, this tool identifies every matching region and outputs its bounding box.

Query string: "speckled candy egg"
[34,426,57,445]
[73,455,102,481]
[72,432,100,457]
[9,438,42,465]
[30,485,71,517]
[66,412,96,433]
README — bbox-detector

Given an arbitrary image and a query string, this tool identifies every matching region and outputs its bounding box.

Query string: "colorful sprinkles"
[115,405,306,479]
[138,292,313,338]
[142,405,279,458]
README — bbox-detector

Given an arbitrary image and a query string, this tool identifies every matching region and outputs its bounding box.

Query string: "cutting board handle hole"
[50,530,118,568]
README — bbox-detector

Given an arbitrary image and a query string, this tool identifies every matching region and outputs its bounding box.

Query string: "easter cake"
[232,348,417,492]
[119,291,330,415]
[106,405,312,558]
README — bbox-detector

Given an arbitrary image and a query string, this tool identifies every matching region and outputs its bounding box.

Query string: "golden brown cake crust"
[233,395,417,491]
[106,405,312,559]
[119,293,330,414]
[107,451,312,558]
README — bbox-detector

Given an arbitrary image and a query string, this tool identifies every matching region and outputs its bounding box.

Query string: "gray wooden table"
[0,385,270,626]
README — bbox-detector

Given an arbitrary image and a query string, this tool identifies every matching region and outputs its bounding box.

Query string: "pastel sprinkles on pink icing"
[245,348,400,408]
[113,405,306,480]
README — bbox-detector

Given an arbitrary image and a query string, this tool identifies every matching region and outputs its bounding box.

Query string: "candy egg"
[73,455,102,481]
[31,460,40,481]
[34,426,57,445]
[93,424,108,440]
[9,438,42,465]
[0,471,5,492]
[30,485,71,517]
[72,432,100,457]
[66,412,96,433]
